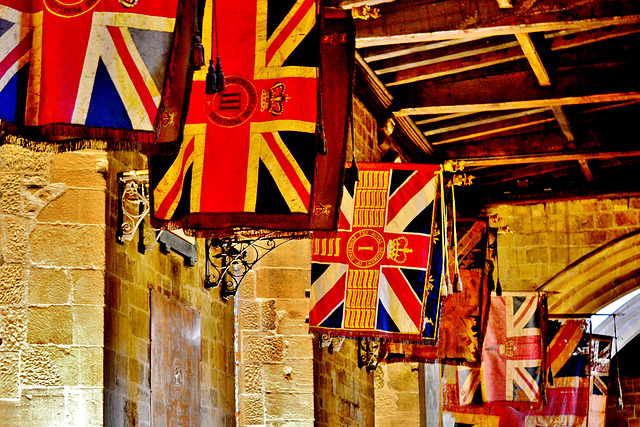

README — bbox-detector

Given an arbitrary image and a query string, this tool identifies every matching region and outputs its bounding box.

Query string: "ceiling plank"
[551,105,575,141]
[515,33,551,86]
[375,40,519,75]
[383,46,526,86]
[363,38,484,62]
[579,159,595,181]
[447,150,640,167]
[433,117,556,145]
[355,0,640,47]
[393,62,640,115]
[423,108,549,136]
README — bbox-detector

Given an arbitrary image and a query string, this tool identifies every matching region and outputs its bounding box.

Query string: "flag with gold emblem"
[0,0,188,145]
[310,163,440,341]
[150,1,352,235]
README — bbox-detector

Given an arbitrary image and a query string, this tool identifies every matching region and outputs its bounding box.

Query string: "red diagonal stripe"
[0,29,32,80]
[155,137,195,218]
[386,170,431,226]
[514,366,539,400]
[107,26,158,123]
[383,267,422,329]
[262,131,310,208]
[309,268,346,325]
[265,0,315,66]
[513,295,537,329]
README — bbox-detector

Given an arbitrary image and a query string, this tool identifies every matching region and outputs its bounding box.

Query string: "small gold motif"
[313,203,332,216]
[387,236,413,263]
[261,82,290,116]
[118,0,139,8]
[351,5,381,20]
[161,111,174,127]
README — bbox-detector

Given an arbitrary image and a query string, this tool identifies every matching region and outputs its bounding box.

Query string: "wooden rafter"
[447,150,640,167]
[355,0,640,47]
[393,62,640,115]
[515,33,551,86]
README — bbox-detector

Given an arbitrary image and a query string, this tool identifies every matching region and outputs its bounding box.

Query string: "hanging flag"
[481,292,544,403]
[443,318,599,427]
[589,334,612,427]
[309,162,440,341]
[0,0,189,145]
[149,1,353,235]
[378,267,490,364]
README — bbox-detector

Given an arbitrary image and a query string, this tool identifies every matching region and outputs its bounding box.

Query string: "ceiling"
[327,0,640,215]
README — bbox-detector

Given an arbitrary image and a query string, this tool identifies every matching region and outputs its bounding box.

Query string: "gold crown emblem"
[261,82,290,116]
[387,236,413,263]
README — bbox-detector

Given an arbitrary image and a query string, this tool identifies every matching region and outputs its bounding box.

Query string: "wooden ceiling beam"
[363,38,484,62]
[355,0,640,47]
[375,39,519,75]
[550,106,574,141]
[447,150,640,168]
[393,63,640,115]
[383,46,526,86]
[515,33,551,86]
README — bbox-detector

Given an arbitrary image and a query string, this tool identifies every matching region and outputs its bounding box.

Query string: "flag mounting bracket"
[205,233,293,300]
[117,170,150,244]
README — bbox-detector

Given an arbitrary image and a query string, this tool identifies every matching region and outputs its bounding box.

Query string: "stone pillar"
[0,146,106,425]
[238,239,315,426]
[375,363,421,427]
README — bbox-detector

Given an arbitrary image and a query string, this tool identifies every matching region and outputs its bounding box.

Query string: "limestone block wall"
[314,339,375,426]
[104,151,236,426]
[238,239,315,426]
[374,363,420,427]
[0,145,106,425]
[487,196,640,292]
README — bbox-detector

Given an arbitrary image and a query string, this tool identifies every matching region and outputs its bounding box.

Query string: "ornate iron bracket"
[117,170,150,244]
[318,334,346,354]
[358,339,380,372]
[205,233,293,300]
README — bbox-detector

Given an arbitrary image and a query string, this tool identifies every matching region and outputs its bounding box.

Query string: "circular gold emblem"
[346,229,385,269]
[44,0,101,17]
[204,75,258,128]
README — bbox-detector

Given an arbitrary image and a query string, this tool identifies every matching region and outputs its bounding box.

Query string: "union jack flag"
[0,0,180,142]
[481,293,544,403]
[150,0,351,234]
[310,163,440,341]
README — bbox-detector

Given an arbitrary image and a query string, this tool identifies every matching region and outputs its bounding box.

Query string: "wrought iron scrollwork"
[358,339,380,372]
[117,170,150,244]
[205,233,292,300]
[318,334,346,354]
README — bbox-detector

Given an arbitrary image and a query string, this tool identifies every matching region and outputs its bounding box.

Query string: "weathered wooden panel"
[151,291,201,426]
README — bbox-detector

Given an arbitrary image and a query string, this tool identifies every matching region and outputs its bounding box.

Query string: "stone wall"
[375,363,420,427]
[104,151,236,426]
[314,339,375,426]
[238,239,315,426]
[487,196,640,292]
[0,145,105,425]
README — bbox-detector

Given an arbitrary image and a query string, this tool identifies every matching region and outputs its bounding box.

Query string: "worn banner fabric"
[481,292,544,403]
[150,1,352,235]
[0,0,188,146]
[309,163,440,341]
[378,267,489,364]
[443,318,607,427]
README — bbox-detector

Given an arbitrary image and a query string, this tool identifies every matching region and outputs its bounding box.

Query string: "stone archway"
[540,229,640,315]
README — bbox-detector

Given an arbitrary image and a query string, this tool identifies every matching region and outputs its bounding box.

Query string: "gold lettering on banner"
[344,269,379,329]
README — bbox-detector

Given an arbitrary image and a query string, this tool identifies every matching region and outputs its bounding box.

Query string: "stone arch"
[594,292,640,356]
[540,228,640,315]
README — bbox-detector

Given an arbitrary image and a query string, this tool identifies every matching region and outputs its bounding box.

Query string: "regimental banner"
[150,1,353,235]
[482,293,544,403]
[443,318,603,427]
[378,267,489,364]
[309,163,440,341]
[0,0,189,146]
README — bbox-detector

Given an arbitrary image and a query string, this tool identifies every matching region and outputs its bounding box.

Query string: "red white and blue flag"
[310,163,440,341]
[481,293,544,403]
[150,0,352,235]
[0,0,182,143]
